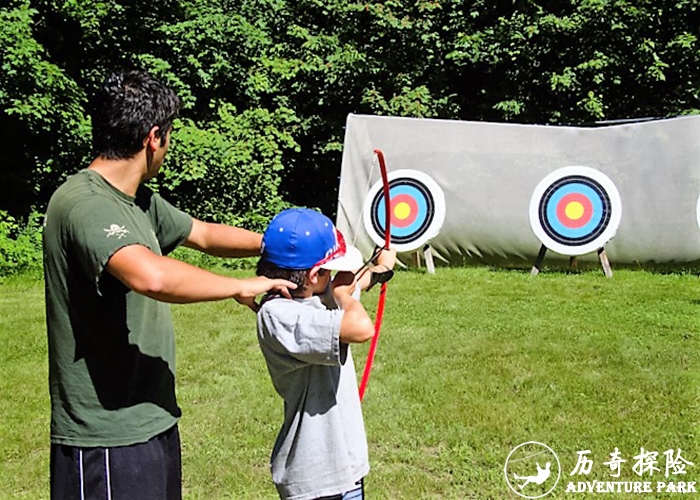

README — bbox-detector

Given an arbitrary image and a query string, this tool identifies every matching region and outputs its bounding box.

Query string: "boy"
[256,208,396,499]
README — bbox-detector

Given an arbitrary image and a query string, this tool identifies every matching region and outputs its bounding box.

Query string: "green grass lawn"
[1,267,699,499]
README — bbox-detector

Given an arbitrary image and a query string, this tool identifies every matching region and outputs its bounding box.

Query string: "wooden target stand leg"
[598,247,613,278]
[530,245,548,276]
[530,244,613,278]
[412,244,436,274]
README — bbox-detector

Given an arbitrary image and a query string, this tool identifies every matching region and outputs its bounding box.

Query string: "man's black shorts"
[50,424,181,500]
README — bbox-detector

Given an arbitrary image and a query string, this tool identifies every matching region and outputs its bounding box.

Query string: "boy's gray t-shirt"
[257,295,369,500]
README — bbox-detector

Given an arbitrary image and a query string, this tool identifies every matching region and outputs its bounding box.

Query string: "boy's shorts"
[50,424,181,500]
[317,478,365,500]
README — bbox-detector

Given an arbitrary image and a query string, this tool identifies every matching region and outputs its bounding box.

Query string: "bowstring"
[350,152,379,248]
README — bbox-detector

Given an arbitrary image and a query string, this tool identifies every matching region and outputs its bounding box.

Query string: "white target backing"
[362,169,446,252]
[529,166,622,256]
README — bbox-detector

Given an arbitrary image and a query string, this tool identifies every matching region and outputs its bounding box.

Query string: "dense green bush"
[156,104,298,233]
[0,211,43,277]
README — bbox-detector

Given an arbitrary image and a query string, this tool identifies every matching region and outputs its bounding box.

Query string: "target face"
[529,166,622,256]
[363,169,446,252]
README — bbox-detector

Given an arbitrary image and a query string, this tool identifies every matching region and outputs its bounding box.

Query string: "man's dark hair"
[89,69,182,159]
[257,259,314,299]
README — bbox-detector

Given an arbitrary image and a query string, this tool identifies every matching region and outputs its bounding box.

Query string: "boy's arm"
[332,272,374,343]
[356,248,397,291]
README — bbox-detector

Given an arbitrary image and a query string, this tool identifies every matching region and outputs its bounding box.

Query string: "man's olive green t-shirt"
[43,169,193,447]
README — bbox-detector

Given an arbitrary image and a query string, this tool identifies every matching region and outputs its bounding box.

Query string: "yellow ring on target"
[394,201,412,221]
[565,201,585,220]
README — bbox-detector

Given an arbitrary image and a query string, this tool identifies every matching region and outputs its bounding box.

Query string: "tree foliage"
[2,0,700,243]
[1,1,90,217]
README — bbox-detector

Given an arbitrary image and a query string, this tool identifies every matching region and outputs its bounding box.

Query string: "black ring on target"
[538,175,612,247]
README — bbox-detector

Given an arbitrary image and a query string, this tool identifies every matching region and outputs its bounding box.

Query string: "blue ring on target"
[529,166,622,256]
[363,169,447,252]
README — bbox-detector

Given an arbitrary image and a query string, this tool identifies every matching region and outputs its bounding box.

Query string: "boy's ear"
[307,266,322,284]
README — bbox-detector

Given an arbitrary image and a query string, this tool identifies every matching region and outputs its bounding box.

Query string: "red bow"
[359,149,391,401]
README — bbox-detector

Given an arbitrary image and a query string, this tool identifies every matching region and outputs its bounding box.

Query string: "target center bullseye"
[565,201,585,220]
[393,201,411,220]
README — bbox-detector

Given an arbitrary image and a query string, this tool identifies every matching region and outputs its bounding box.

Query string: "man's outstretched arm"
[183,218,263,258]
[107,244,293,309]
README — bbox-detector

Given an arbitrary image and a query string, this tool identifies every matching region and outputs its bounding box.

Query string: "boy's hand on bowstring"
[331,271,357,297]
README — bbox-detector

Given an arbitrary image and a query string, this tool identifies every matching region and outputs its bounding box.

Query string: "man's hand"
[233,276,297,312]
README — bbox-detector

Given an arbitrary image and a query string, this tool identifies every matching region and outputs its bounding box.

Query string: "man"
[43,69,294,499]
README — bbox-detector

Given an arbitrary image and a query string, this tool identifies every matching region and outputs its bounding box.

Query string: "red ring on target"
[390,194,419,228]
[555,193,593,229]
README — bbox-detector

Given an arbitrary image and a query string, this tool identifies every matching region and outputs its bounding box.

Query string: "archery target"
[362,169,446,252]
[529,166,622,256]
